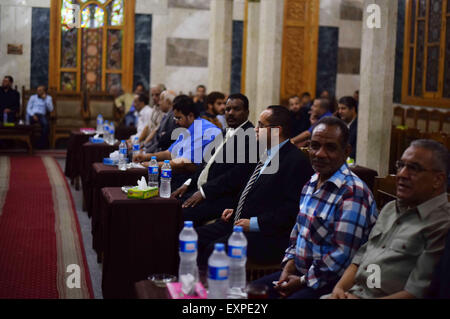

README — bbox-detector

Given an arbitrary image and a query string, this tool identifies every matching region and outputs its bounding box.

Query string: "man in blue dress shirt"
[26,85,53,149]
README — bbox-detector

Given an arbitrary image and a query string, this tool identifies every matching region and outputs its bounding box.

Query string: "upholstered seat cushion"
[89,101,114,120]
[56,118,86,127]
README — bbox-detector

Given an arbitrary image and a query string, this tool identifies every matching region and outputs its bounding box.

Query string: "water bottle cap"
[214,243,225,252]
[121,140,126,143]
[184,221,193,228]
[164,160,170,163]
[151,156,157,160]
[233,226,243,233]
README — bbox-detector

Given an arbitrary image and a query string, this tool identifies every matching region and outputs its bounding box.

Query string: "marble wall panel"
[30,7,50,89]
[316,26,339,97]
[336,73,360,98]
[167,8,210,39]
[165,65,208,94]
[134,14,152,90]
[320,0,341,27]
[338,20,362,48]
[168,0,210,10]
[166,38,209,67]
[230,20,243,94]
[394,0,405,103]
[338,47,361,74]
[340,0,363,21]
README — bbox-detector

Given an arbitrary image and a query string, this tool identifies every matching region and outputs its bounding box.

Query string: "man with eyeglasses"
[328,139,450,299]
[252,116,378,299]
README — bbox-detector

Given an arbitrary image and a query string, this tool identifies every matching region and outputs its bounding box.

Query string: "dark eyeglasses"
[395,160,441,175]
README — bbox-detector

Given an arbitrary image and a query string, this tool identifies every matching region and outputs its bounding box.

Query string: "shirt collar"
[226,120,249,138]
[310,163,349,190]
[347,118,355,129]
[398,192,448,220]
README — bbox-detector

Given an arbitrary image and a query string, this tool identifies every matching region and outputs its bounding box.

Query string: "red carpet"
[0,156,93,298]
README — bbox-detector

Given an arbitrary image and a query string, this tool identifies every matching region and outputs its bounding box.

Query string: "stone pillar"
[254,0,284,122]
[244,0,261,123]
[357,0,398,176]
[207,0,233,93]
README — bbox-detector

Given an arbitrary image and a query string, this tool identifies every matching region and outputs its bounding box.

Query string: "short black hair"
[289,95,300,101]
[4,75,13,83]
[338,96,358,112]
[173,95,198,117]
[301,92,311,98]
[206,91,225,106]
[317,98,331,112]
[313,116,350,148]
[227,93,249,110]
[135,82,145,90]
[196,84,206,90]
[266,105,292,138]
[137,93,149,105]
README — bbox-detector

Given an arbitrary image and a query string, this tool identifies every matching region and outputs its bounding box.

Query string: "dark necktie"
[234,158,266,223]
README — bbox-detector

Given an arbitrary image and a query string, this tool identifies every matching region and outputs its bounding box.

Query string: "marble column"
[207,0,233,93]
[254,0,284,123]
[357,0,398,176]
[244,0,261,124]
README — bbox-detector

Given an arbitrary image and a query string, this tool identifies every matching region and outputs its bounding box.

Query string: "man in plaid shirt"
[253,116,378,299]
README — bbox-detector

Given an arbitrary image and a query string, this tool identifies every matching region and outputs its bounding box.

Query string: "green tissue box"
[127,186,159,199]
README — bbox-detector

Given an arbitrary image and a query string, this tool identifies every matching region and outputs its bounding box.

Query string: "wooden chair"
[51,91,86,148]
[415,108,429,133]
[373,175,397,210]
[405,108,416,129]
[428,110,443,133]
[393,106,405,127]
[246,260,281,282]
[85,91,116,128]
[442,111,450,135]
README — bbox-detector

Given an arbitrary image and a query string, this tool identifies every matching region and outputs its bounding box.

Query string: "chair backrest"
[393,106,405,127]
[350,165,378,192]
[86,91,115,121]
[405,108,416,129]
[415,109,429,133]
[429,110,443,133]
[443,111,450,135]
[373,175,397,210]
[54,91,84,122]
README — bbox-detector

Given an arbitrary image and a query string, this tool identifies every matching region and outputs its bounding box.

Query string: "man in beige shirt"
[328,139,450,299]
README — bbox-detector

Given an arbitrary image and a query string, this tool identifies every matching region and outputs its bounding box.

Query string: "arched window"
[49,0,135,92]
[402,0,450,108]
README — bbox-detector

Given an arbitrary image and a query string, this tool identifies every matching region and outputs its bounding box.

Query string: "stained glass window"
[54,0,131,92]
[107,0,124,26]
[81,4,104,28]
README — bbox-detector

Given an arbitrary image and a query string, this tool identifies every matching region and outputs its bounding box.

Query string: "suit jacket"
[144,109,177,153]
[238,141,314,238]
[188,121,257,201]
[349,118,357,160]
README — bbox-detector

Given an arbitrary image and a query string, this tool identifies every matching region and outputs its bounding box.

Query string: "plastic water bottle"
[96,114,103,133]
[103,121,110,141]
[228,226,247,290]
[109,122,115,144]
[207,243,229,299]
[118,140,127,171]
[132,136,140,158]
[178,221,199,283]
[148,156,159,188]
[160,160,171,198]
[3,110,8,125]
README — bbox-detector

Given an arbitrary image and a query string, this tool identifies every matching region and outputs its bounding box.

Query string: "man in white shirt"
[127,93,152,145]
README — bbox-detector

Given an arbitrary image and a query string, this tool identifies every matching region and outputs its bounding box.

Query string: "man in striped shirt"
[254,116,378,299]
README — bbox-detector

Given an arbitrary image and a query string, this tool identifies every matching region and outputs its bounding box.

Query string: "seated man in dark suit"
[171,93,257,226]
[196,105,314,268]
[337,96,358,160]
[428,230,450,299]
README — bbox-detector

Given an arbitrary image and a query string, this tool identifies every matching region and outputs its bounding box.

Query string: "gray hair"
[410,139,449,176]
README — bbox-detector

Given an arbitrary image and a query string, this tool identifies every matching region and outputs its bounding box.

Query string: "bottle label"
[208,266,229,281]
[161,169,172,179]
[120,148,127,155]
[228,245,246,259]
[148,167,158,175]
[180,240,197,253]
[133,144,140,152]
